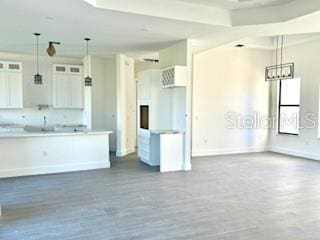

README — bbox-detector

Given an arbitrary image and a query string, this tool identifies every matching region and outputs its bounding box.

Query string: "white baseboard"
[183,162,192,171]
[192,145,320,162]
[0,161,110,179]
[192,146,269,157]
[116,148,136,157]
[269,146,320,161]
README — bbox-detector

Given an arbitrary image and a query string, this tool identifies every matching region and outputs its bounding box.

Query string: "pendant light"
[84,38,92,87]
[265,35,294,82]
[34,33,42,85]
[47,41,60,57]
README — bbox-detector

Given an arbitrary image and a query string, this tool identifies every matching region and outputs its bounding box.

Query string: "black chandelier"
[265,35,295,82]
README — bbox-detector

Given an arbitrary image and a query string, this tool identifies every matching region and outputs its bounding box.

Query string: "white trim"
[0,161,110,179]
[269,146,320,161]
[192,146,269,157]
[192,145,320,163]
[116,148,136,157]
[318,77,320,138]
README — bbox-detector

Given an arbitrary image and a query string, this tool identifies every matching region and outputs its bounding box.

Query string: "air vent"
[55,66,66,72]
[161,66,187,88]
[70,67,80,73]
[162,68,175,87]
[8,63,20,70]
[0,63,4,69]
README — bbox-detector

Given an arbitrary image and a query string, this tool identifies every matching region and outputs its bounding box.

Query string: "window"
[278,78,301,135]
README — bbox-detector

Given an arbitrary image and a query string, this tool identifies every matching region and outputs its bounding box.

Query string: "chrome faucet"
[41,116,47,132]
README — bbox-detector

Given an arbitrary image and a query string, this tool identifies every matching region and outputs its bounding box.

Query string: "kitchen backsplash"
[0,108,84,128]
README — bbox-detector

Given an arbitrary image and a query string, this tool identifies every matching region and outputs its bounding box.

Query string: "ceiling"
[0,0,320,58]
[176,0,294,10]
[0,0,223,58]
[224,32,320,49]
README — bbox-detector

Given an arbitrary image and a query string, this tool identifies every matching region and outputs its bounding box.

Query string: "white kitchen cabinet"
[53,74,68,108]
[8,72,23,108]
[53,64,84,109]
[137,69,172,130]
[137,69,173,165]
[161,65,187,88]
[0,61,23,109]
[69,75,84,108]
[0,71,9,108]
[137,70,150,101]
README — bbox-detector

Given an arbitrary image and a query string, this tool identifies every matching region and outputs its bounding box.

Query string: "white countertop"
[0,130,113,138]
[150,130,184,134]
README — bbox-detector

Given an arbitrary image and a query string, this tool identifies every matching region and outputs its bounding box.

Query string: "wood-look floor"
[1,152,320,239]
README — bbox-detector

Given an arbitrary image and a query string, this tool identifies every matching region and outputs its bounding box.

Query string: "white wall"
[91,56,117,150]
[160,41,188,69]
[172,88,186,131]
[159,40,191,170]
[159,42,187,132]
[269,40,320,160]
[134,61,160,79]
[116,54,136,156]
[192,47,272,156]
[82,56,117,151]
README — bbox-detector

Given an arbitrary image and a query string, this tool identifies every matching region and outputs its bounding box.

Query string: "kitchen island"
[0,130,112,178]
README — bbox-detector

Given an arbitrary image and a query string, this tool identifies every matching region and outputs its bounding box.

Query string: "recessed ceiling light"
[45,16,54,20]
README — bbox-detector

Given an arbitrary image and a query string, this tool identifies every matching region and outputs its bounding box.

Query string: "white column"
[82,56,92,129]
[116,54,135,157]
[184,40,193,171]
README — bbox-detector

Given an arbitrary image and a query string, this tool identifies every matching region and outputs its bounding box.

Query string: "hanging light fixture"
[47,41,60,57]
[34,33,42,85]
[84,38,92,87]
[265,35,294,81]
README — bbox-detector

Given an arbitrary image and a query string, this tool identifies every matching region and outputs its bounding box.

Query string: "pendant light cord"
[275,36,278,77]
[280,35,284,77]
[34,33,40,75]
[87,40,89,75]
[85,38,90,77]
[37,35,39,75]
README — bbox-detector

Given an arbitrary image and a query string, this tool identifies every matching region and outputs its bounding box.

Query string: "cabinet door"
[68,65,82,75]
[68,75,84,108]
[54,65,67,74]
[7,72,23,108]
[7,62,22,72]
[53,74,68,108]
[0,72,9,108]
[0,62,5,71]
[137,71,150,101]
